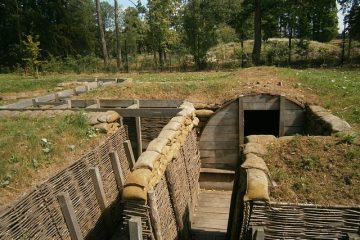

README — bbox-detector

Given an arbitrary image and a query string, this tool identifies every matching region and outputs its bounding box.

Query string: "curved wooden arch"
[199,94,305,170]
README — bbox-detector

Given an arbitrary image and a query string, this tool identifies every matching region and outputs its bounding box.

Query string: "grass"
[282,68,360,128]
[267,136,360,205]
[0,112,106,209]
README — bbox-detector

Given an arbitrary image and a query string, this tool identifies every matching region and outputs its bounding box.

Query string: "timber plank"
[199,141,238,150]
[284,126,304,135]
[284,109,306,126]
[243,94,279,103]
[202,126,239,135]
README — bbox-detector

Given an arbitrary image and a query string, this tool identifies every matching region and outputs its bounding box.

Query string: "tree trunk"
[288,27,293,66]
[347,35,352,63]
[341,28,346,65]
[96,0,109,67]
[114,0,122,70]
[14,0,21,46]
[252,0,262,65]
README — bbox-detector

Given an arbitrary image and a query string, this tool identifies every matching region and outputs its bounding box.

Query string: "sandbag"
[245,135,277,145]
[126,168,153,187]
[147,138,169,153]
[134,151,161,171]
[243,143,268,156]
[158,130,177,143]
[195,109,214,118]
[106,111,121,123]
[243,168,270,202]
[163,121,182,131]
[241,153,269,173]
[122,185,147,201]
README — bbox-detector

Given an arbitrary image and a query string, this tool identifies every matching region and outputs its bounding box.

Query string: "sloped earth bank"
[265,135,360,206]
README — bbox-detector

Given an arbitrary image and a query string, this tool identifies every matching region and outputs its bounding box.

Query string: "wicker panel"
[250,202,360,239]
[141,118,171,145]
[154,177,178,240]
[166,153,191,232]
[0,126,130,240]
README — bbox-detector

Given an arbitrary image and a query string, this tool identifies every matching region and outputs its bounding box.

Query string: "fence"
[0,125,132,240]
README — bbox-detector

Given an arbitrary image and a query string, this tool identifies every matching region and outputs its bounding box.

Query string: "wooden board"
[243,102,279,110]
[284,109,306,126]
[199,141,238,150]
[284,126,304,135]
[191,190,232,239]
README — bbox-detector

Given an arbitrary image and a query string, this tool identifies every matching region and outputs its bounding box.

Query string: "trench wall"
[120,103,201,240]
[0,126,132,240]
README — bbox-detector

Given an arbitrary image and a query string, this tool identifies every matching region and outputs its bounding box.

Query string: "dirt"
[265,135,360,206]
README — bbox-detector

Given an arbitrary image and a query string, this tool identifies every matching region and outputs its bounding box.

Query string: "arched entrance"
[199,94,305,170]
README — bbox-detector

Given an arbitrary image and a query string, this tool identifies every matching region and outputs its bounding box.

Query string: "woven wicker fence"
[250,202,360,239]
[121,129,201,240]
[0,126,132,240]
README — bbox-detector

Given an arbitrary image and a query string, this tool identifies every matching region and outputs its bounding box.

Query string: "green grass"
[282,68,360,126]
[0,112,97,188]
[0,74,95,93]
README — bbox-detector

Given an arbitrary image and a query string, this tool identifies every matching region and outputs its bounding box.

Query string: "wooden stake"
[129,216,143,240]
[124,140,136,169]
[109,151,125,190]
[134,100,143,157]
[279,95,286,137]
[57,192,84,240]
[238,96,244,146]
[89,167,107,211]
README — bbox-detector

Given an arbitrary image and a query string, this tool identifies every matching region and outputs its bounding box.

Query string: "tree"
[96,0,109,66]
[114,0,122,69]
[22,35,41,77]
[183,0,217,69]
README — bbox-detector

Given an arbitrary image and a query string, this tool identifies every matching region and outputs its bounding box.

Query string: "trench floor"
[191,190,232,240]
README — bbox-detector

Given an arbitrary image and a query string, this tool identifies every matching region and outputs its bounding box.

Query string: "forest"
[0,0,360,73]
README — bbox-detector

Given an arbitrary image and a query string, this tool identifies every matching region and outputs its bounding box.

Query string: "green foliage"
[183,0,218,69]
[336,132,358,144]
[22,35,41,77]
[300,155,322,171]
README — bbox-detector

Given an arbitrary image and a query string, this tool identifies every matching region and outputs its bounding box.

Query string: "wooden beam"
[238,96,244,146]
[109,151,125,190]
[124,140,136,169]
[89,167,107,211]
[129,216,143,240]
[134,100,143,157]
[57,192,84,240]
[148,191,163,240]
[279,95,286,137]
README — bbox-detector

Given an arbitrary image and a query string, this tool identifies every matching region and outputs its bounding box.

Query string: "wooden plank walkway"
[191,190,232,240]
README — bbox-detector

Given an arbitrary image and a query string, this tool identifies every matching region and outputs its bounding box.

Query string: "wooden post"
[109,151,125,190]
[32,98,39,108]
[67,100,72,109]
[279,95,286,137]
[252,227,265,240]
[124,140,136,169]
[238,96,244,146]
[89,167,107,211]
[148,191,163,240]
[129,216,143,240]
[134,100,143,157]
[96,99,101,108]
[57,192,84,240]
[54,93,60,103]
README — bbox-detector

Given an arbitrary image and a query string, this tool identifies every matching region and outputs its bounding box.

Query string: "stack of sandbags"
[123,102,199,202]
[241,135,276,202]
[86,111,122,135]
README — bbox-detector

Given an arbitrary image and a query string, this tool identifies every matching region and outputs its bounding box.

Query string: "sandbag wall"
[121,102,201,240]
[0,126,132,240]
[227,135,273,240]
